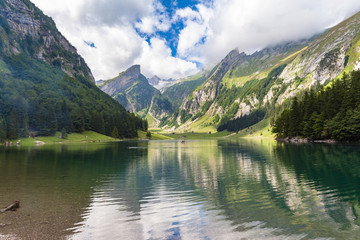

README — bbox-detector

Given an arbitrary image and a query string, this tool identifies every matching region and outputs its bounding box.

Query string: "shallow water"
[1,139,360,239]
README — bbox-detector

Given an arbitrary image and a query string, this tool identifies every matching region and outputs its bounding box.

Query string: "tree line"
[217,109,265,132]
[273,71,360,141]
[0,55,147,141]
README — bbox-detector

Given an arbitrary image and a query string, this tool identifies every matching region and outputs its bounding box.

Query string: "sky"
[31,0,360,81]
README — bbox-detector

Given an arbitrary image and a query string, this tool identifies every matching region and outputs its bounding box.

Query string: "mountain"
[162,71,209,111]
[99,65,160,114]
[156,11,360,133]
[158,40,310,131]
[0,0,146,140]
[0,0,94,83]
[148,75,174,90]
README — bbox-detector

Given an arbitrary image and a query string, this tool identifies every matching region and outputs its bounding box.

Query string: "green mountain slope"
[0,0,146,140]
[162,71,209,110]
[99,65,162,116]
[161,11,360,133]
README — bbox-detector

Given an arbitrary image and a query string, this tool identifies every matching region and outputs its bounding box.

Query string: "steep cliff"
[0,0,95,83]
[99,65,160,113]
[277,11,360,103]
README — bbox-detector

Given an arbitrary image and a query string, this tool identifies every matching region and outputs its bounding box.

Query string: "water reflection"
[1,140,360,239]
[68,140,360,239]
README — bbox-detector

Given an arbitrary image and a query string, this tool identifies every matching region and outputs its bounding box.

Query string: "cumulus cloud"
[32,0,194,80]
[135,38,198,79]
[180,0,360,64]
[31,0,360,80]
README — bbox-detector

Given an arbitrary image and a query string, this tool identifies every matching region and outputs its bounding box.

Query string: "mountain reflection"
[69,140,360,239]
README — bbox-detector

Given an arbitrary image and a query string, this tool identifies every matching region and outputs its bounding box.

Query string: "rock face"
[160,11,360,131]
[99,65,160,113]
[0,0,95,83]
[182,49,242,115]
[277,12,360,103]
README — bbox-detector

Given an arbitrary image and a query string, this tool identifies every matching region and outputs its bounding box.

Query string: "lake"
[1,139,360,239]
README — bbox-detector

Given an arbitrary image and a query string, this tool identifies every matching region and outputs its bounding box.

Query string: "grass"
[176,114,218,133]
[3,130,174,147]
[5,131,118,147]
[228,118,275,139]
[137,130,173,140]
[163,131,231,140]
[145,113,158,128]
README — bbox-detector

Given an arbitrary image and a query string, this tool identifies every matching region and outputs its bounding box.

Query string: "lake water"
[1,139,360,239]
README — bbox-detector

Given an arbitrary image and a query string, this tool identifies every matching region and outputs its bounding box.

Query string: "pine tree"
[111,126,119,139]
[7,109,20,139]
[0,115,7,141]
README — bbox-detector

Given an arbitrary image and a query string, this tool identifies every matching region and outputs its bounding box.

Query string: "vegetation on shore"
[0,1,147,142]
[0,130,173,147]
[273,71,360,142]
[137,130,173,140]
[162,131,231,140]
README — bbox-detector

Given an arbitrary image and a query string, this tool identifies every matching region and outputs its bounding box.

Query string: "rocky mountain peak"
[223,48,241,63]
[99,64,160,113]
[149,75,161,85]
[124,65,141,78]
[100,64,149,97]
[0,0,95,83]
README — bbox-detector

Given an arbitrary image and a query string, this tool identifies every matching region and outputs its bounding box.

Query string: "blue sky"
[134,0,207,66]
[32,0,360,80]
[135,0,201,57]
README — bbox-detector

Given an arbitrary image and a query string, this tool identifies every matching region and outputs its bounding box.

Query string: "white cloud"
[32,0,196,80]
[135,38,198,79]
[175,6,213,61]
[180,0,360,64]
[134,1,172,34]
[31,0,360,80]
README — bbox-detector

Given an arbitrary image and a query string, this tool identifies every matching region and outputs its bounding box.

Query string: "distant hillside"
[162,71,209,111]
[157,11,360,133]
[148,75,173,90]
[0,0,146,140]
[99,65,161,114]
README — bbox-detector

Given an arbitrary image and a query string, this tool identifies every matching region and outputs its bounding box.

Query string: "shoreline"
[275,137,337,144]
[0,130,173,147]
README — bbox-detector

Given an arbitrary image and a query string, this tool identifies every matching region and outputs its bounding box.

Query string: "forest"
[273,70,360,141]
[0,54,147,140]
[217,109,265,132]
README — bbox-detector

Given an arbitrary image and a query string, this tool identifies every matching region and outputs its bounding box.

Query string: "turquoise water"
[1,139,360,239]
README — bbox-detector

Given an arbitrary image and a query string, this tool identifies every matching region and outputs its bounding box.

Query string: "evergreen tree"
[273,70,360,141]
[61,127,68,139]
[111,126,119,138]
[7,109,20,139]
[0,115,7,141]
[146,131,151,138]
[289,97,301,136]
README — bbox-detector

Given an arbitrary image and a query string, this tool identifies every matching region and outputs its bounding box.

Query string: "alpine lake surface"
[1,139,360,240]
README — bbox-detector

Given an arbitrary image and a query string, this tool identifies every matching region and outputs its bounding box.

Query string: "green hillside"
[156,11,360,136]
[0,0,146,141]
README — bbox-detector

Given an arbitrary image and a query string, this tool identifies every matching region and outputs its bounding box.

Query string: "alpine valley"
[100,10,360,139]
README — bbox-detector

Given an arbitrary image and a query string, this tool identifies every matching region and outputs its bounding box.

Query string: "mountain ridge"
[99,65,161,114]
[147,11,360,133]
